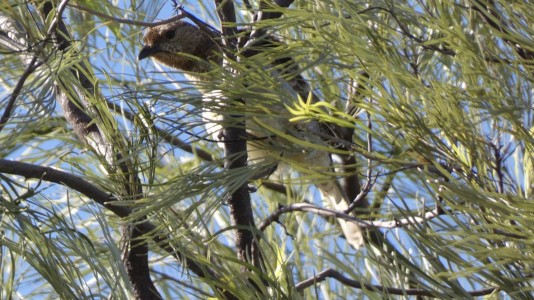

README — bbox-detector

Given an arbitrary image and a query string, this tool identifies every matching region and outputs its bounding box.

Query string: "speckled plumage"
[139,21,221,74]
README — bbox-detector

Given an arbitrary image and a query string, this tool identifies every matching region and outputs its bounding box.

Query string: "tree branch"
[0,158,238,299]
[0,54,43,133]
[344,109,375,214]
[255,0,295,22]
[40,2,159,298]
[295,268,498,297]
[221,117,261,266]
[211,0,262,268]
[67,3,186,27]
[471,0,534,63]
[214,0,238,47]
[259,202,451,231]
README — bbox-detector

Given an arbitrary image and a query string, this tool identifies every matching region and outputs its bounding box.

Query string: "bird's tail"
[316,179,364,249]
[304,149,364,249]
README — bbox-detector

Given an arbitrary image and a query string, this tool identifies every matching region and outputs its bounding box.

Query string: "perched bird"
[138,21,364,249]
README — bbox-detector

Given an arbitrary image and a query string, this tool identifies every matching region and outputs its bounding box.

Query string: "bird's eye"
[165,30,175,39]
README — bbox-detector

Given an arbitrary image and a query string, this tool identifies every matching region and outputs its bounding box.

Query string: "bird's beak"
[138,45,161,61]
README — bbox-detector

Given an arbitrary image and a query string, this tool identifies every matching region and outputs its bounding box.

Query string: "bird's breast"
[201,89,327,166]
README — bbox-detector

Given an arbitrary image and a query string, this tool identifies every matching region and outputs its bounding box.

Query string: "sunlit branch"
[258,202,371,231]
[259,202,451,231]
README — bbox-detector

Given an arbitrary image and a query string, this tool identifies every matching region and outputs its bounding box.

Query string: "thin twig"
[0,55,43,133]
[258,202,372,231]
[105,100,214,162]
[67,3,186,27]
[344,174,375,214]
[176,6,221,36]
[0,0,68,133]
[381,4,456,56]
[471,0,534,62]
[295,268,498,297]
[258,202,449,231]
[489,140,505,194]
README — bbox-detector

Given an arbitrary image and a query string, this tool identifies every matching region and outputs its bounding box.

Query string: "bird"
[138,21,364,249]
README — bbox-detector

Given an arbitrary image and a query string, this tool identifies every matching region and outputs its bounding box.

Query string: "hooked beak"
[138,45,162,61]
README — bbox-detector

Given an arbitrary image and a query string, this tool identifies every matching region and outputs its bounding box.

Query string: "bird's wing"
[201,72,364,249]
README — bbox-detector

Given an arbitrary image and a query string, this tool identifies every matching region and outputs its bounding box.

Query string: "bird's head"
[138,21,222,74]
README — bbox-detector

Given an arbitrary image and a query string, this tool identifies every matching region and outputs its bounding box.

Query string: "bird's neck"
[182,72,207,83]
[181,72,222,95]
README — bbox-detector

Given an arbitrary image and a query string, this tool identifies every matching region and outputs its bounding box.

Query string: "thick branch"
[214,0,238,47]
[256,0,295,21]
[0,159,125,216]
[213,0,262,268]
[222,118,261,266]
